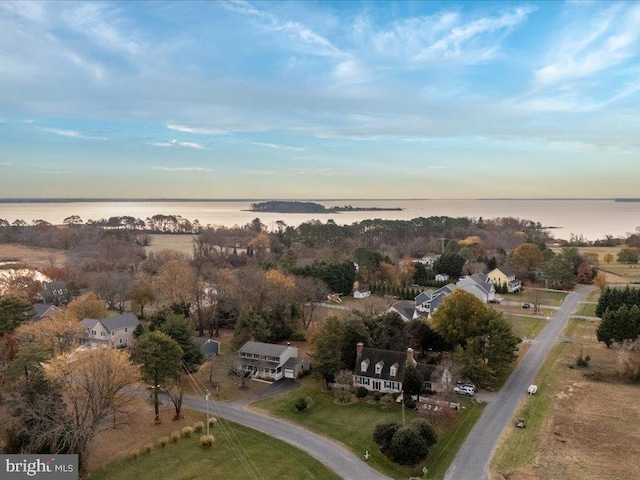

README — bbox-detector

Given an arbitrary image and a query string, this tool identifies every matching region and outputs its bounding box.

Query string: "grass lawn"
[90,421,341,480]
[254,379,485,480]
[505,315,546,340]
[574,303,598,317]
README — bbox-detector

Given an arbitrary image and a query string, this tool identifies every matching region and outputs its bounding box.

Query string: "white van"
[454,385,475,397]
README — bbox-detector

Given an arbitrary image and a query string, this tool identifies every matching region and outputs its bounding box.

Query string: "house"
[389,300,419,322]
[39,281,69,305]
[29,303,62,321]
[353,289,371,299]
[412,254,441,266]
[79,312,140,347]
[456,274,496,303]
[488,266,522,293]
[352,343,450,394]
[238,341,308,381]
[414,284,456,318]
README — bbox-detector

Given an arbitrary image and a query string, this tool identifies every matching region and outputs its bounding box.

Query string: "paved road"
[444,285,596,480]
[180,393,391,480]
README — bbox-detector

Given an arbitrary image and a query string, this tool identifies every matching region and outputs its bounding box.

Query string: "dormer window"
[375,361,384,375]
[390,363,398,377]
[361,359,370,372]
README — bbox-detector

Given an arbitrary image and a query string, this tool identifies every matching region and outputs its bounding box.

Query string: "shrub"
[144,443,153,454]
[182,426,194,438]
[389,426,429,465]
[159,437,169,447]
[409,418,438,448]
[294,396,308,412]
[373,421,400,451]
[193,421,204,432]
[404,396,416,409]
[356,386,368,398]
[170,431,180,443]
[208,417,218,426]
[130,449,139,461]
[289,330,306,341]
[200,434,215,447]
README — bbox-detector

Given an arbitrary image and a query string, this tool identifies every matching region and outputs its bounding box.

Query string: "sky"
[1,0,639,199]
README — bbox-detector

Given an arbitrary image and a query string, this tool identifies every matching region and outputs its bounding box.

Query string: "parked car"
[454,385,475,396]
[522,303,531,309]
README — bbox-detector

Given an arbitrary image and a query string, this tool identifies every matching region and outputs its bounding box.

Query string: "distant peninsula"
[249,200,402,213]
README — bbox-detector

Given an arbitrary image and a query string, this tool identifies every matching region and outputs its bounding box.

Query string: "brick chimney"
[356,342,364,359]
[406,347,417,367]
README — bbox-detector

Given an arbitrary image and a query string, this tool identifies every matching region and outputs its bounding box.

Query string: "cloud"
[369,6,534,64]
[252,142,305,151]
[153,166,211,172]
[41,127,107,141]
[223,0,345,58]
[534,3,640,87]
[150,139,206,150]
[167,124,229,135]
[0,162,12,166]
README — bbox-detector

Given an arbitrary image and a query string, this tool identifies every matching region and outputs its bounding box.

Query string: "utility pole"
[438,237,446,253]
[206,391,211,436]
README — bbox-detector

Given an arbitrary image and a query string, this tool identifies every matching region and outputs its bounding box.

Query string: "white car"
[454,385,475,397]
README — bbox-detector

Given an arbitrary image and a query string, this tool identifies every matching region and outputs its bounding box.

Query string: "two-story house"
[238,341,309,381]
[414,284,456,317]
[79,312,140,348]
[456,273,497,303]
[488,266,522,293]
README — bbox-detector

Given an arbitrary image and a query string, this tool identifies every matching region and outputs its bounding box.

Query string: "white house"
[456,274,496,303]
[238,341,308,381]
[353,289,371,299]
[414,284,456,317]
[79,312,140,348]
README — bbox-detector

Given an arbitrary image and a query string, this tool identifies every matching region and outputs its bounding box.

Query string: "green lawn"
[574,303,598,317]
[254,381,485,480]
[90,421,341,480]
[506,315,546,339]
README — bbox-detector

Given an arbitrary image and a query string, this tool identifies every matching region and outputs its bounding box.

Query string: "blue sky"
[1,1,639,199]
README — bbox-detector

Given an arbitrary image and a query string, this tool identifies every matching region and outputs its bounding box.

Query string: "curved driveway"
[180,394,391,480]
[444,285,596,480]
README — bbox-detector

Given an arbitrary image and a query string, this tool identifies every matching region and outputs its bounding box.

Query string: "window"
[361,360,369,372]
[100,331,104,336]
[375,361,384,375]
[91,330,96,335]
[111,331,114,336]
[390,366,397,377]
[119,338,123,344]
[125,328,128,332]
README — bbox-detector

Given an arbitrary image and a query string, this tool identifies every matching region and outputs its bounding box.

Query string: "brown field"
[491,316,640,480]
[0,243,67,268]
[552,245,640,285]
[145,234,195,257]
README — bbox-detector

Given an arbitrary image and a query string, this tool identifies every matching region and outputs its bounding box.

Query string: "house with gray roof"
[488,266,522,293]
[238,341,307,381]
[456,273,496,303]
[79,312,140,348]
[414,284,456,317]
[29,303,62,321]
[352,343,450,394]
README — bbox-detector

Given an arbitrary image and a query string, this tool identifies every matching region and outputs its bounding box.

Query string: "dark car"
[522,303,531,309]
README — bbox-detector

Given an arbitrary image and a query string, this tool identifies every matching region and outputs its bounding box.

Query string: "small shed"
[202,339,221,357]
[353,289,371,299]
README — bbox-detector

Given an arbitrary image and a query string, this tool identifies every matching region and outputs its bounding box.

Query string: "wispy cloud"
[41,128,107,141]
[223,0,345,58]
[368,6,535,64]
[535,3,640,87]
[153,166,211,172]
[167,124,228,135]
[252,142,305,151]
[150,139,206,150]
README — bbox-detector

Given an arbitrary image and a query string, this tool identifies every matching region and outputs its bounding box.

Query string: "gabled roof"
[390,301,417,322]
[29,303,62,321]
[355,347,408,382]
[42,281,67,291]
[239,341,292,358]
[492,266,515,277]
[202,339,220,356]
[80,312,139,332]
[458,274,493,294]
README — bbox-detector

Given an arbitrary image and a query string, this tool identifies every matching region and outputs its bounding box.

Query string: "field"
[254,379,485,480]
[490,316,640,480]
[90,417,340,480]
[505,315,547,340]
[145,234,196,257]
[552,245,640,285]
[0,243,67,268]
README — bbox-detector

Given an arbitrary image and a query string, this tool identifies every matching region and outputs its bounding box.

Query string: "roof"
[202,339,220,356]
[239,341,293,358]
[43,281,67,291]
[493,265,515,277]
[355,347,408,382]
[390,301,416,322]
[457,274,493,294]
[81,312,139,332]
[30,303,61,321]
[283,357,307,369]
[101,312,139,331]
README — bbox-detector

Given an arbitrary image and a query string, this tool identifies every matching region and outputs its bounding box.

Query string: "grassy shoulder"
[89,419,341,480]
[253,379,485,480]
[573,302,597,317]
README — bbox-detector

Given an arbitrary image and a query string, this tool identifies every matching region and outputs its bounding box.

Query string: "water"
[0,199,639,241]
